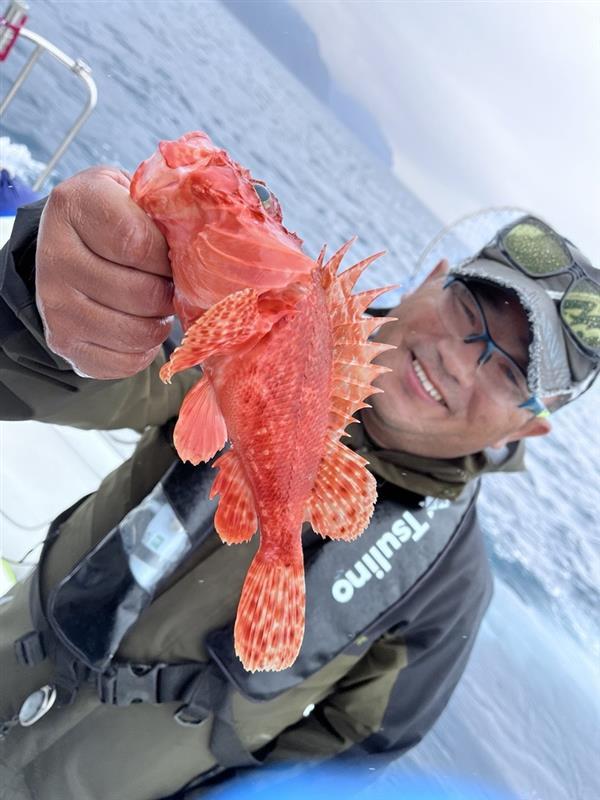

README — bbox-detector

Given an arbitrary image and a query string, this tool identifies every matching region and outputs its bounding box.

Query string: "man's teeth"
[412,358,444,404]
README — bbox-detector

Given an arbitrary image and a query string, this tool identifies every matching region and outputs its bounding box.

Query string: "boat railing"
[0,1,98,191]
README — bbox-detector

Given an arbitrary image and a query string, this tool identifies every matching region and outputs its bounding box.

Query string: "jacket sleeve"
[0,200,195,429]
[263,502,493,765]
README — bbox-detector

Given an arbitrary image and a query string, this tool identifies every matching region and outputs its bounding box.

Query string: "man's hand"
[36,166,175,379]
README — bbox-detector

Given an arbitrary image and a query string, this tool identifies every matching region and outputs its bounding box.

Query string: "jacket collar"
[346,410,526,500]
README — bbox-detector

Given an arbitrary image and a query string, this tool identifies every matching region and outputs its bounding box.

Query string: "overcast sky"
[292,0,599,261]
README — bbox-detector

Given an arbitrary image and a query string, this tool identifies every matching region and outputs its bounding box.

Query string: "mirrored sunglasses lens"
[504,221,571,275]
[562,279,600,351]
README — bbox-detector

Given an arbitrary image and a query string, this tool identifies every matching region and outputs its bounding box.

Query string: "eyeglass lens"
[444,281,530,404]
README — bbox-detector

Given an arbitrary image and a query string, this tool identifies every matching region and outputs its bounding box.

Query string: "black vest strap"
[14,493,94,704]
[95,662,200,706]
[174,661,260,769]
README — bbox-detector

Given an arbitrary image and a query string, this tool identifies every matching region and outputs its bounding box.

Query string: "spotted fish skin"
[130,132,397,672]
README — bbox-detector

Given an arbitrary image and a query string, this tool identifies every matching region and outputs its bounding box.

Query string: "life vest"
[8,455,479,774]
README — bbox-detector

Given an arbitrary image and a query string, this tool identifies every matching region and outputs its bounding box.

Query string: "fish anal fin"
[172,376,227,465]
[308,439,377,541]
[234,546,305,672]
[209,450,258,544]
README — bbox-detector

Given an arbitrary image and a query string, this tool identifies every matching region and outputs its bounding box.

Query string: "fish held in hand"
[131,131,397,672]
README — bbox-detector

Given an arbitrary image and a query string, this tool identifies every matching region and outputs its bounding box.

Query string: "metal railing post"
[32,58,97,191]
[0,42,42,115]
[0,23,98,192]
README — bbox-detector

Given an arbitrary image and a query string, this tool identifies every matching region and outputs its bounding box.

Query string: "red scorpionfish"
[130,131,397,672]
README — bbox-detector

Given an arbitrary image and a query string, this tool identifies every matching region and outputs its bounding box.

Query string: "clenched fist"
[36,166,175,379]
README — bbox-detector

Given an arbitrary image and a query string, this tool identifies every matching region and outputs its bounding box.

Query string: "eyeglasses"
[490,217,600,358]
[442,277,549,417]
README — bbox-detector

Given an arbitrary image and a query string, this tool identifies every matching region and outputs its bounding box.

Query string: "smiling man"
[0,169,598,800]
[363,260,552,459]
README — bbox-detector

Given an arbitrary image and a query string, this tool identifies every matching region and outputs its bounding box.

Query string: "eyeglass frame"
[442,275,549,418]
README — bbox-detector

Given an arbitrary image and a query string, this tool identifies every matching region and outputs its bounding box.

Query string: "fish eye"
[253,182,272,209]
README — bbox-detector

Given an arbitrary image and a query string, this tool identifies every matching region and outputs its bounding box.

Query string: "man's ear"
[490,415,552,449]
[423,258,450,284]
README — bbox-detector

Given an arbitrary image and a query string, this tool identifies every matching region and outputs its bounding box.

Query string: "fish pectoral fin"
[307,438,377,540]
[209,449,258,544]
[234,545,305,672]
[173,376,228,465]
[160,282,310,384]
[160,288,263,383]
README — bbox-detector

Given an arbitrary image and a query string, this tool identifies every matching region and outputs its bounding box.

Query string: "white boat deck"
[0,421,140,593]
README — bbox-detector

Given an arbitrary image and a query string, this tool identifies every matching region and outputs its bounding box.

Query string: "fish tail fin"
[234,544,305,672]
[173,375,228,465]
[209,449,258,544]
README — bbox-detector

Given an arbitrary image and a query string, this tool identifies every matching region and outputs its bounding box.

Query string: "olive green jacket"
[0,201,495,800]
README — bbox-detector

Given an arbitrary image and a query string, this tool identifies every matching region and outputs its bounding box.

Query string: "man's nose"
[438,336,483,388]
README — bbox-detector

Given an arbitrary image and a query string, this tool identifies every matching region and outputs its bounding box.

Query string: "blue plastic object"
[200,764,518,800]
[0,169,41,216]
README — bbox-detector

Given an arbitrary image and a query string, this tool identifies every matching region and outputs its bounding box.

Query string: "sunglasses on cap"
[484,216,600,361]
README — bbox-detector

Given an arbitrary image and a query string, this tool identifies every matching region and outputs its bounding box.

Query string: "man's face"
[362,260,551,458]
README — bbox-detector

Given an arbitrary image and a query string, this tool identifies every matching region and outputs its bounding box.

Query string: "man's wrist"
[5,198,47,303]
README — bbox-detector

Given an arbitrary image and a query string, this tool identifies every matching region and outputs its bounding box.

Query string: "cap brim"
[449,258,572,398]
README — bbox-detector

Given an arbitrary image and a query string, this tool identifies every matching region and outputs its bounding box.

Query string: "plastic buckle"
[173,703,210,727]
[97,663,165,706]
[14,631,46,666]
